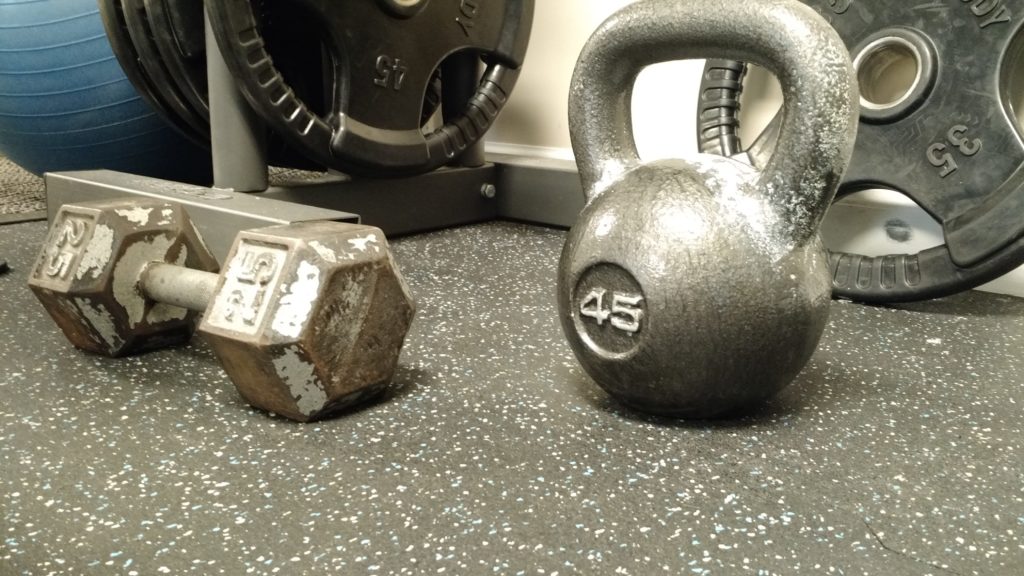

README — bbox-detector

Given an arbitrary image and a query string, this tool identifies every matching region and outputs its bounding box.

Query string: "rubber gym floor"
[1,157,1022,574]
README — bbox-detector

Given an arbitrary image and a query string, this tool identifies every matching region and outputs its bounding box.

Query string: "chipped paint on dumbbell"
[32,201,415,421]
[307,232,381,263]
[97,205,192,328]
[29,199,220,356]
[308,241,339,262]
[113,234,189,328]
[347,233,381,254]
[114,205,154,226]
[273,346,329,416]
[76,223,113,282]
[198,221,416,421]
[271,261,322,339]
[136,210,218,325]
[115,204,177,228]
[207,233,384,338]
[206,240,366,417]
[33,209,99,285]
[31,210,124,348]
[72,297,124,350]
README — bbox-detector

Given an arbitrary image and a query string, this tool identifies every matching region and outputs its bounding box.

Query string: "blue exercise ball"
[0,0,211,182]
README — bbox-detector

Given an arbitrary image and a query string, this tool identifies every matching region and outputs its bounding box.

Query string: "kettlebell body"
[560,0,858,417]
[559,157,831,417]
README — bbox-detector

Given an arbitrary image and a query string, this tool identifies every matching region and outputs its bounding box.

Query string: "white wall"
[486,1,713,161]
[485,0,1024,298]
[486,1,784,160]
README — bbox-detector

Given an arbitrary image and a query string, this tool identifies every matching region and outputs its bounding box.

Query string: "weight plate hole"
[378,0,429,18]
[854,37,922,111]
[262,6,332,119]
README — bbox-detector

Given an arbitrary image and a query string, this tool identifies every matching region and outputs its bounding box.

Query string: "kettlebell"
[558,0,858,418]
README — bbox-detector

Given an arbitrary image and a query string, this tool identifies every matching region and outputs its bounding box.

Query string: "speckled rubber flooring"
[1,219,1023,575]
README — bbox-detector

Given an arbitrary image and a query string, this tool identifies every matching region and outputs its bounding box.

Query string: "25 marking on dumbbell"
[29,199,416,422]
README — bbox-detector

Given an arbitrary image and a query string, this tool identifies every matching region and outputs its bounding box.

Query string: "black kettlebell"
[558,0,858,417]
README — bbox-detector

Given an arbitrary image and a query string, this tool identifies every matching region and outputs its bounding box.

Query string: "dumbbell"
[28,198,416,421]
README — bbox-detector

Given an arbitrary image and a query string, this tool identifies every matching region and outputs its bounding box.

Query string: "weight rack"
[45,10,585,257]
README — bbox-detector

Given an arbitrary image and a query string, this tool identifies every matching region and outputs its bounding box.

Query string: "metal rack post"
[46,17,583,256]
[204,8,268,192]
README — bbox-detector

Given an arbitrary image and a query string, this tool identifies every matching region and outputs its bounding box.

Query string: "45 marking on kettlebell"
[579,289,645,334]
[927,125,982,178]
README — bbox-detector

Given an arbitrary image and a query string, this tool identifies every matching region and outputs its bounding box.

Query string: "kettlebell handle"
[570,0,857,240]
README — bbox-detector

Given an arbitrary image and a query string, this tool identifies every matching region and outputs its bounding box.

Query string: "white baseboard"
[485,142,575,162]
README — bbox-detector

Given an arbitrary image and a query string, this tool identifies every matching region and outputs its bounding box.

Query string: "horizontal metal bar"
[45,170,359,261]
[490,153,583,228]
[44,155,584,260]
[259,165,500,237]
[140,262,218,312]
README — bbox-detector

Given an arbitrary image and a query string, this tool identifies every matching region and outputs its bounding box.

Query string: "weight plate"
[121,0,210,141]
[206,0,534,177]
[144,0,209,122]
[143,0,440,171]
[98,0,207,145]
[144,0,322,125]
[140,0,321,170]
[697,0,1024,302]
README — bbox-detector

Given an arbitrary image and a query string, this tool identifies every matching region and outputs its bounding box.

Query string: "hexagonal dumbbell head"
[29,199,218,356]
[199,221,416,422]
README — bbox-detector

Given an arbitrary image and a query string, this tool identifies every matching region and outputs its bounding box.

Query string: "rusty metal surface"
[30,200,416,422]
[27,199,218,356]
[559,0,858,417]
[200,221,416,422]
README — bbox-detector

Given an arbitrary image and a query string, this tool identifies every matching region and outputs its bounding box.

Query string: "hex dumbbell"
[29,199,416,421]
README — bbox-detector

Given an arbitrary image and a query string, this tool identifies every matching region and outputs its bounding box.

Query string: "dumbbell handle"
[139,262,218,313]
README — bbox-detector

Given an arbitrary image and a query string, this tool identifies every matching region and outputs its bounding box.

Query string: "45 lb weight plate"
[206,0,534,177]
[698,0,1024,302]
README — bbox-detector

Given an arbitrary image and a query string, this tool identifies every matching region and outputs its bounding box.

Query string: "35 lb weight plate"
[206,0,534,177]
[697,0,1024,302]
